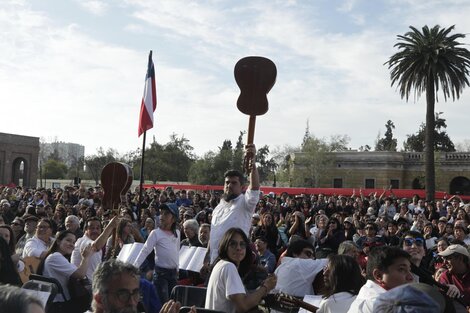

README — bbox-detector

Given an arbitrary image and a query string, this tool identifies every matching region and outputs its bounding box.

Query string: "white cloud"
[77,0,109,16]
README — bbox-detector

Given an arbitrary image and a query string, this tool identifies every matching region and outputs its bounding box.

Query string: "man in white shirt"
[72,216,118,279]
[347,246,414,313]
[274,239,327,297]
[209,144,260,263]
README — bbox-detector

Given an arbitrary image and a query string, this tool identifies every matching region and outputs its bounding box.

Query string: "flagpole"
[139,131,146,210]
[138,50,156,210]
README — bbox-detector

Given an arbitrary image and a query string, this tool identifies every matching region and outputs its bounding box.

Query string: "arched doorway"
[449,176,470,195]
[11,158,28,186]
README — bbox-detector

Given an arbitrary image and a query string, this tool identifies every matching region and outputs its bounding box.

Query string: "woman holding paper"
[132,203,180,304]
[205,227,277,313]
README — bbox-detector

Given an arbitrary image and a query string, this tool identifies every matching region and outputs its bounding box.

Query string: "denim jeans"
[153,266,177,303]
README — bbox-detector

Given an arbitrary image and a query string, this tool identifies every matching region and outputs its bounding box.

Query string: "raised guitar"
[234,56,276,174]
[100,162,133,213]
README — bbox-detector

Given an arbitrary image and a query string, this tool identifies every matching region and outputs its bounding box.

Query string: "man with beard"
[209,144,259,263]
[90,259,192,313]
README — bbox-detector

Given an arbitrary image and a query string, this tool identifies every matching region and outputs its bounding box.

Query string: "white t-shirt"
[317,292,356,313]
[205,260,246,313]
[71,234,101,280]
[42,252,78,302]
[274,257,327,297]
[133,228,180,269]
[346,280,385,313]
[210,189,260,263]
[22,236,53,258]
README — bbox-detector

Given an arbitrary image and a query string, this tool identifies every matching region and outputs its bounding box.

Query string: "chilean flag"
[138,50,157,137]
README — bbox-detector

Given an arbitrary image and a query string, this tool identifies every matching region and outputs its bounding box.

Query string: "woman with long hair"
[251,212,279,255]
[0,236,21,286]
[37,230,93,313]
[318,254,365,313]
[205,228,277,313]
[316,217,345,258]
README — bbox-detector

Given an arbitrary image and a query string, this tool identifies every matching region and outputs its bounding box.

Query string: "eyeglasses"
[229,240,247,249]
[108,288,141,303]
[37,225,50,230]
[404,238,424,247]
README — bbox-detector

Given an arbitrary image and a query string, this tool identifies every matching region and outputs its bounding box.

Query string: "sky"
[2,0,470,158]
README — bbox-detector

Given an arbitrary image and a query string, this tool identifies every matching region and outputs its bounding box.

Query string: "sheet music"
[117,243,144,264]
[298,295,323,313]
[22,289,50,308]
[179,246,207,272]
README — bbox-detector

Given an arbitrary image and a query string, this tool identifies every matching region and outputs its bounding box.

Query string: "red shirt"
[439,269,470,305]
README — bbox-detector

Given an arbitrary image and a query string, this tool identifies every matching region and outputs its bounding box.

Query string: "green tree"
[256,145,276,184]
[386,25,470,201]
[44,159,68,179]
[375,120,398,151]
[133,134,195,183]
[85,148,119,185]
[403,113,456,152]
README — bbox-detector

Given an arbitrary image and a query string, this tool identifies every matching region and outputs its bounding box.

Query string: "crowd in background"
[1,183,470,312]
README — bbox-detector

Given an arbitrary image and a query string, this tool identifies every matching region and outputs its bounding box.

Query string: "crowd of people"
[0,144,470,313]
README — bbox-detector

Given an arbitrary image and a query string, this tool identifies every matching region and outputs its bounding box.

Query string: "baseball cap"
[438,244,470,258]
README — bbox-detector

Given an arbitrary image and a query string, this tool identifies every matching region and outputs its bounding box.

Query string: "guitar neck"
[294,298,318,313]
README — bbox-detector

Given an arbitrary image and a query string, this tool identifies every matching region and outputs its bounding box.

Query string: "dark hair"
[217,228,253,277]
[323,254,365,298]
[37,230,76,275]
[285,239,314,257]
[0,237,21,286]
[401,230,427,250]
[0,225,15,254]
[366,246,411,281]
[85,216,102,230]
[38,218,57,234]
[224,170,245,185]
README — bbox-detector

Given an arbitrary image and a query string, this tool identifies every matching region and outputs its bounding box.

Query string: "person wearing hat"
[343,216,357,241]
[15,214,38,257]
[133,203,180,304]
[438,244,470,304]
[209,144,259,263]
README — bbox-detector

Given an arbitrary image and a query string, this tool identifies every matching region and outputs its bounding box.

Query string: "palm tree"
[386,25,470,201]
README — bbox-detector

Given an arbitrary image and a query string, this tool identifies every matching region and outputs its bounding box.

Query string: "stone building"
[0,133,39,187]
[290,151,470,195]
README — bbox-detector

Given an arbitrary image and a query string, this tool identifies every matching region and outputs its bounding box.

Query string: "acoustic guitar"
[275,292,318,313]
[100,162,133,213]
[19,256,41,284]
[234,56,276,173]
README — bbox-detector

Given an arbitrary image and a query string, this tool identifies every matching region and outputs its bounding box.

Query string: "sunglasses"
[404,238,424,247]
[229,240,247,249]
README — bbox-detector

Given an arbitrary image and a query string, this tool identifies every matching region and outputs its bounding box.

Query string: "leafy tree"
[133,134,195,183]
[386,25,470,200]
[44,159,68,179]
[290,122,350,187]
[403,113,456,152]
[375,120,398,151]
[256,145,277,184]
[358,145,371,152]
[85,148,119,185]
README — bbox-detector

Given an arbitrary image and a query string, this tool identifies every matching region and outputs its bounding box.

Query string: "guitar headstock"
[234,56,276,116]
